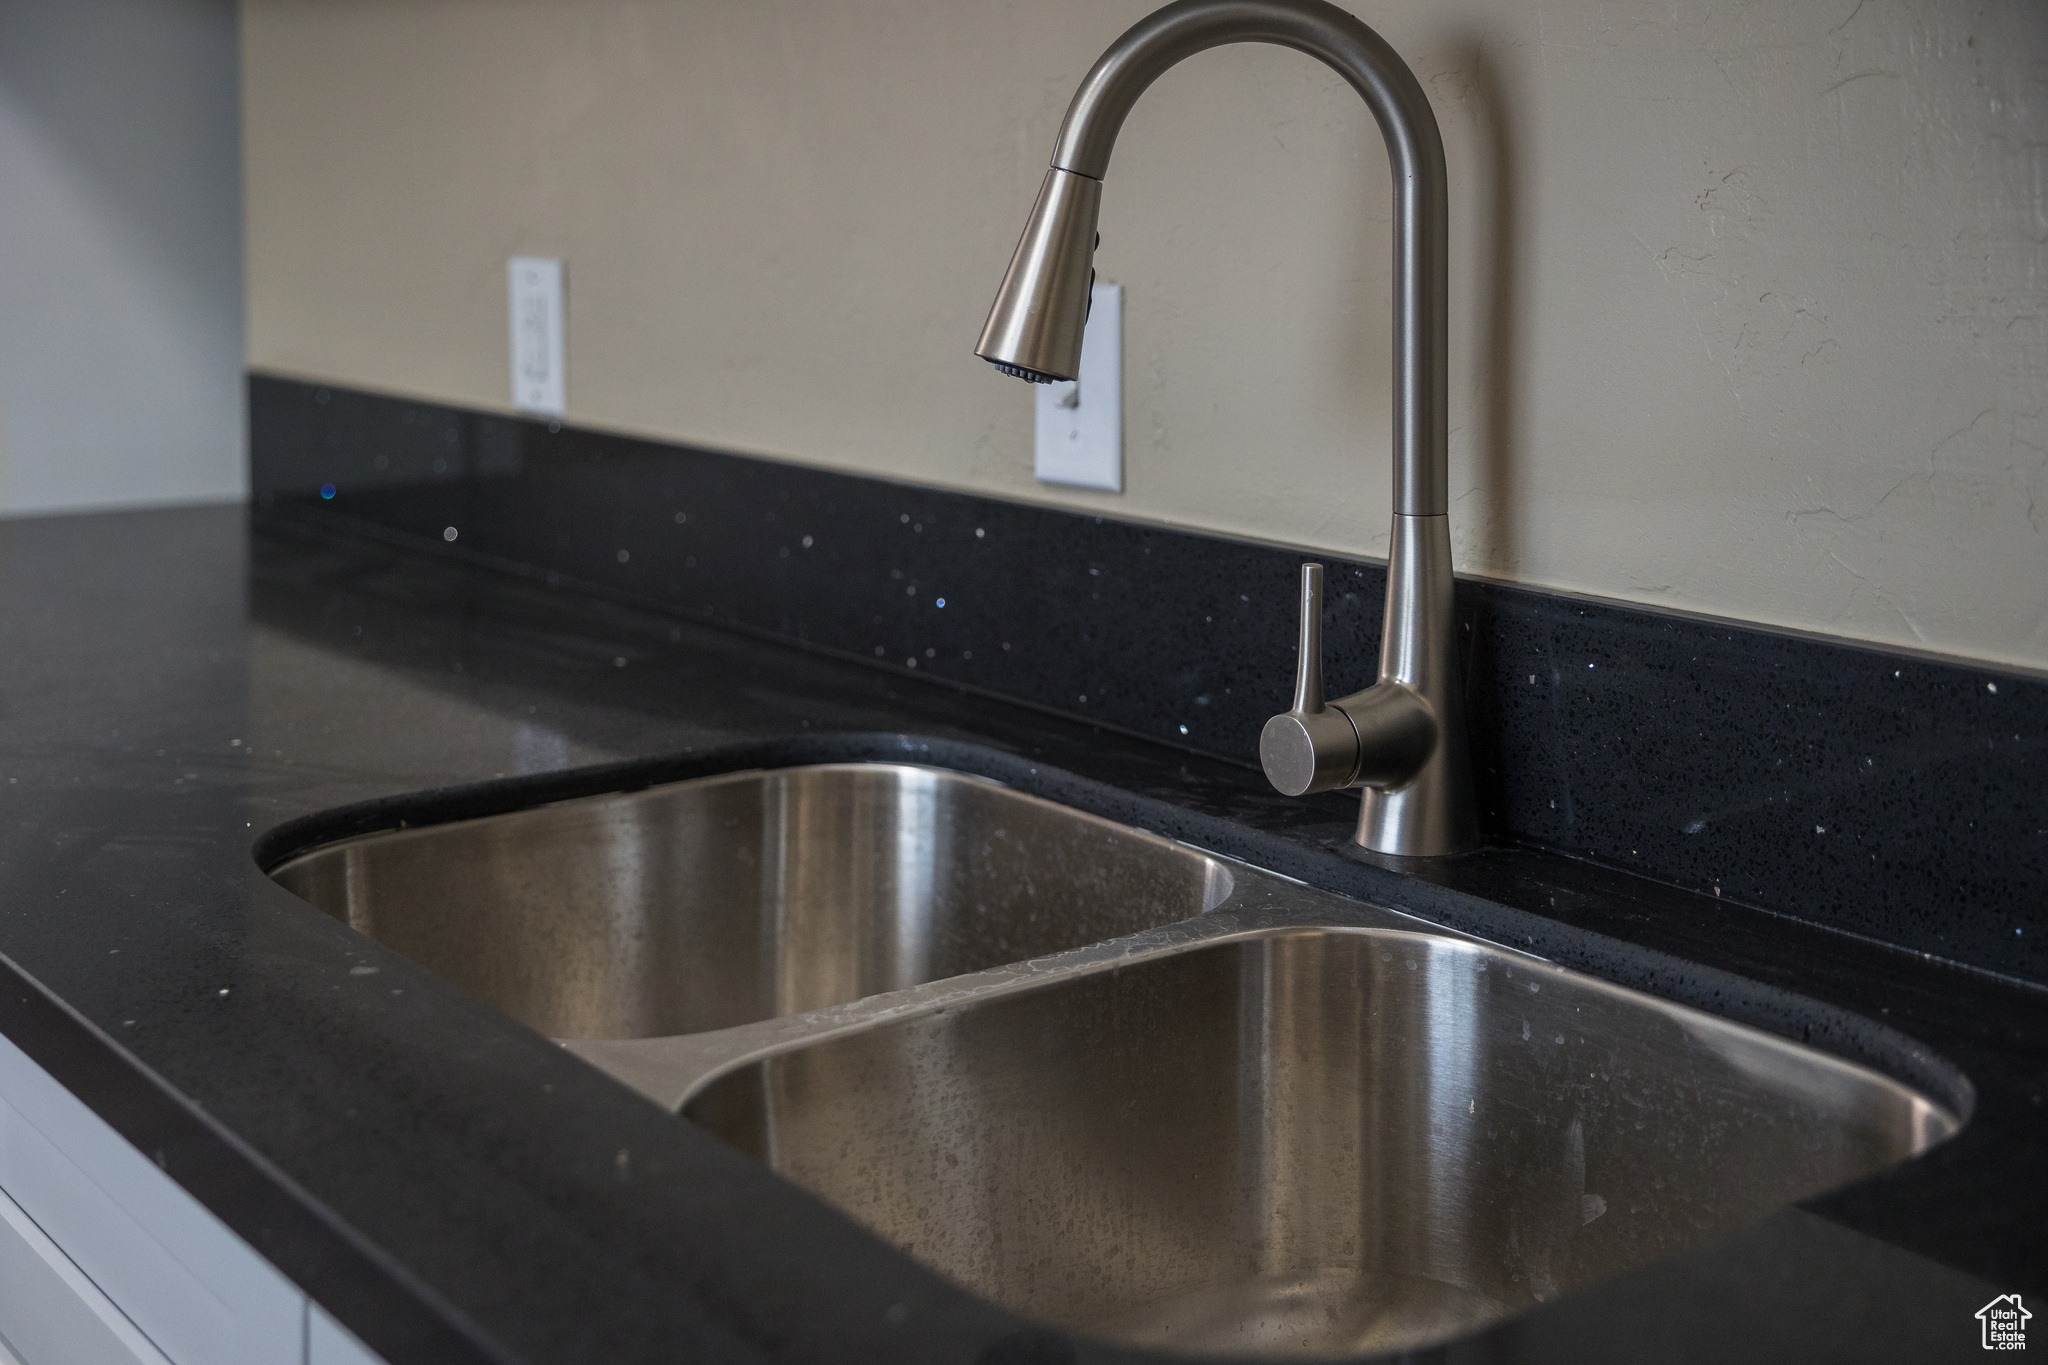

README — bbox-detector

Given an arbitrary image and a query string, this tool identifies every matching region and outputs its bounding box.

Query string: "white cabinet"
[0,1181,170,1365]
[0,1030,386,1365]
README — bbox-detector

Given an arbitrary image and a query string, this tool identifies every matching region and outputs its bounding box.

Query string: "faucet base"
[1352,513,1482,858]
[1357,779,1482,859]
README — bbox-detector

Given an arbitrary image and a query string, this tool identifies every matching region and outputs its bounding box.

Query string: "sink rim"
[264,758,1235,905]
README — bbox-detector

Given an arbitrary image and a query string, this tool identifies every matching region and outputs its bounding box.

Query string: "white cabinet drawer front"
[0,1031,303,1365]
[0,1094,233,1361]
[0,1180,171,1365]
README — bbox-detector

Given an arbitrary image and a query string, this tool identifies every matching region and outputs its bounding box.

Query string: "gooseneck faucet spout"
[976,0,1480,857]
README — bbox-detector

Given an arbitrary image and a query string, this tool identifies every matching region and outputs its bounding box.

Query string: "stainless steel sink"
[268,760,1962,1357]
[684,926,1956,1357]
[268,763,1232,1038]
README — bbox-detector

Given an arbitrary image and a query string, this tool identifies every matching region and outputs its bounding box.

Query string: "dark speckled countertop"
[0,503,2041,1365]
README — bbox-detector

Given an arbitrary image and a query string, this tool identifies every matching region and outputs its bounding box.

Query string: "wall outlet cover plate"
[508,257,567,417]
[1035,283,1121,493]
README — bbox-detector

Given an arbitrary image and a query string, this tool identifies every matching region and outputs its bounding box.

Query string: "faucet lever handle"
[1260,563,1362,797]
[1291,563,1325,714]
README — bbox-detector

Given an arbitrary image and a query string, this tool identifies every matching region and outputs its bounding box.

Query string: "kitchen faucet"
[976,0,1480,857]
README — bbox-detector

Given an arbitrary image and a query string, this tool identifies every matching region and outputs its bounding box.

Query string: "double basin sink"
[270,762,1959,1358]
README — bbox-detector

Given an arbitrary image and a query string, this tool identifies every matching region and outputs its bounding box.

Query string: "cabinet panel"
[0,1180,172,1365]
[0,1032,304,1365]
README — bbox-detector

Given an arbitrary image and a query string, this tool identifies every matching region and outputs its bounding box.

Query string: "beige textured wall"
[243,0,2048,669]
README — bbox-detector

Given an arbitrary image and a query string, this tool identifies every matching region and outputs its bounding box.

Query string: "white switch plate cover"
[508,256,566,416]
[1035,282,1121,492]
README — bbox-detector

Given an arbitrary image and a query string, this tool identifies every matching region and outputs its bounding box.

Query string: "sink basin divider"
[563,873,1480,1112]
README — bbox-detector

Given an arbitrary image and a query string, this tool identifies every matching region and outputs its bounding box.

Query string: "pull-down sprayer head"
[974,169,1102,384]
